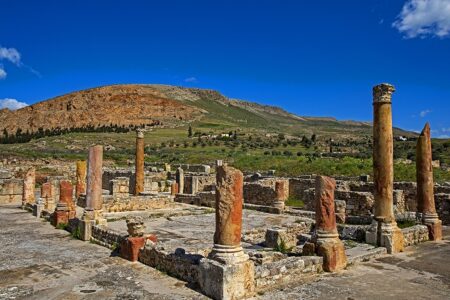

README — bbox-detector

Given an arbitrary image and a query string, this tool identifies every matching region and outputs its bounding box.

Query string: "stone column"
[273,180,286,213]
[22,167,35,208]
[41,182,56,211]
[53,180,75,226]
[191,176,199,195]
[86,145,103,211]
[176,167,184,194]
[416,123,442,241]
[135,129,145,195]
[199,165,254,300]
[171,182,179,196]
[75,160,87,199]
[314,176,347,272]
[368,83,404,253]
[80,145,105,240]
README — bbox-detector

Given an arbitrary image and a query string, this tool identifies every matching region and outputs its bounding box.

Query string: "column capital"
[373,83,395,104]
[136,129,144,139]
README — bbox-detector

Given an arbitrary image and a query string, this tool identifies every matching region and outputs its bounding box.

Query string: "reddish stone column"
[75,160,87,199]
[135,129,145,195]
[171,182,179,196]
[41,182,55,211]
[314,176,347,272]
[416,123,442,241]
[370,83,404,253]
[53,180,75,226]
[22,167,35,208]
[86,145,103,210]
[209,165,247,264]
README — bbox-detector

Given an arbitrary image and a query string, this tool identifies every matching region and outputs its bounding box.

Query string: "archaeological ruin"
[0,83,449,300]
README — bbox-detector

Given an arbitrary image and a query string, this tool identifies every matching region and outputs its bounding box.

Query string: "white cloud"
[0,46,21,65]
[184,77,198,83]
[442,127,450,132]
[0,67,6,79]
[437,134,450,138]
[419,109,432,117]
[393,0,450,38]
[0,98,28,110]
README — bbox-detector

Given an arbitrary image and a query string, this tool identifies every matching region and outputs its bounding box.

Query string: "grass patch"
[274,238,293,254]
[285,196,305,208]
[397,219,417,229]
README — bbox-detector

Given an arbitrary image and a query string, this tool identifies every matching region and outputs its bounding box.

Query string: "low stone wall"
[244,179,288,206]
[139,246,202,283]
[172,164,211,174]
[251,253,323,291]
[401,225,429,247]
[91,225,126,249]
[183,175,215,194]
[102,195,173,212]
[0,178,22,204]
[174,192,215,207]
[335,190,374,216]
[288,178,315,201]
[436,193,450,225]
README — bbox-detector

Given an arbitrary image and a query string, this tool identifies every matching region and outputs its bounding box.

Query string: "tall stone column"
[368,83,404,253]
[199,165,254,300]
[176,167,184,194]
[86,145,103,211]
[170,182,179,196]
[314,176,347,272]
[75,160,87,199]
[416,123,442,241]
[135,129,145,195]
[22,167,35,208]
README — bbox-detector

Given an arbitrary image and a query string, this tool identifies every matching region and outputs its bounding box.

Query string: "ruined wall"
[401,225,429,247]
[0,178,23,204]
[244,179,288,206]
[183,175,216,194]
[288,178,315,201]
[436,193,450,225]
[91,225,126,249]
[102,195,173,212]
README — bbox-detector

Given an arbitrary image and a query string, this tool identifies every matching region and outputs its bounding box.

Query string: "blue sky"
[1,0,450,137]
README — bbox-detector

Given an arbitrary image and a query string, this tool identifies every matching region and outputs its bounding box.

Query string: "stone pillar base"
[423,214,442,241]
[79,218,95,241]
[53,210,69,227]
[316,237,347,272]
[367,221,404,254]
[32,203,44,218]
[199,252,255,300]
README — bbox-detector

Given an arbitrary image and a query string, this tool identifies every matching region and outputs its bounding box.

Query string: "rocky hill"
[0,84,413,139]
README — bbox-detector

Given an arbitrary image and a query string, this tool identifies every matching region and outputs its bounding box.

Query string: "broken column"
[75,160,87,199]
[120,216,157,262]
[416,123,442,241]
[199,165,254,300]
[22,167,35,209]
[176,167,184,194]
[41,182,56,211]
[79,145,106,241]
[367,83,404,253]
[171,182,179,196]
[53,180,76,226]
[273,180,286,213]
[135,129,145,195]
[314,176,347,272]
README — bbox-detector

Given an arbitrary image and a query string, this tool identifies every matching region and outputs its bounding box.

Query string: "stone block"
[120,235,157,262]
[316,238,347,272]
[426,220,442,241]
[198,258,255,300]
[265,227,297,249]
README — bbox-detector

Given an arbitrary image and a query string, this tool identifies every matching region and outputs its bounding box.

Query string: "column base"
[199,246,255,300]
[32,203,44,218]
[316,231,347,272]
[423,213,442,241]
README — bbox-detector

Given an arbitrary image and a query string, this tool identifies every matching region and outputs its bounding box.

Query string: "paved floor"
[1,204,449,300]
[0,204,206,300]
[257,227,450,300]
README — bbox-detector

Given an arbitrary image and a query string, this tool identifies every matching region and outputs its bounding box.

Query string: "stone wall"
[91,225,126,249]
[139,246,202,284]
[103,169,168,194]
[183,175,216,194]
[436,193,450,225]
[251,253,322,291]
[288,178,315,201]
[171,164,211,174]
[0,178,22,204]
[174,192,215,207]
[401,225,429,247]
[244,179,288,206]
[102,195,173,212]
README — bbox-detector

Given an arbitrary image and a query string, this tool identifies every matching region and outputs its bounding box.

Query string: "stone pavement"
[0,204,206,300]
[256,227,450,300]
